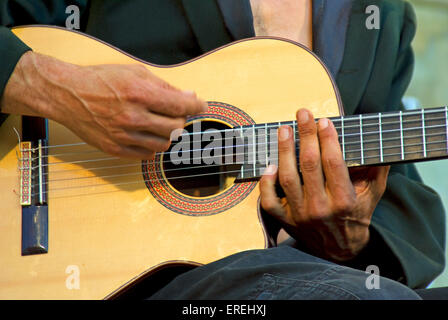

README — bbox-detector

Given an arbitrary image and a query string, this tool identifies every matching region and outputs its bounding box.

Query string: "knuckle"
[300,151,320,172]
[278,139,293,153]
[279,173,296,190]
[167,118,186,134]
[261,197,274,212]
[123,84,144,103]
[117,111,138,127]
[308,199,330,220]
[171,102,186,115]
[333,194,356,213]
[101,141,122,157]
[174,117,186,129]
[261,197,277,213]
[298,124,316,137]
[111,130,133,145]
[325,157,345,171]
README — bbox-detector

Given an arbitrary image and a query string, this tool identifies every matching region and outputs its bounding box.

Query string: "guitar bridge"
[19,141,32,206]
[19,138,49,255]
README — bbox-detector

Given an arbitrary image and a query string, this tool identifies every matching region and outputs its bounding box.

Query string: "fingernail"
[263,164,277,176]
[182,90,196,96]
[298,109,309,125]
[200,101,209,112]
[319,118,329,130]
[170,128,185,141]
[279,126,290,141]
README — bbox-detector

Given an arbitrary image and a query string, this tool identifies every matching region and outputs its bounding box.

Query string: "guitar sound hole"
[162,120,241,198]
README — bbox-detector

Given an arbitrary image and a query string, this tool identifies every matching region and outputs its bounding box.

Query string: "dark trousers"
[146,246,425,300]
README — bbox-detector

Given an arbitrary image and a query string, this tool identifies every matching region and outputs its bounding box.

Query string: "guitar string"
[20,128,448,177]
[26,137,448,190]
[26,145,448,197]
[18,107,448,153]
[19,113,447,162]
[19,122,448,170]
[18,112,446,166]
[28,130,445,180]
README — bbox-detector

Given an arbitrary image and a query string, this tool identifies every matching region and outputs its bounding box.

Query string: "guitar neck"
[237,106,448,180]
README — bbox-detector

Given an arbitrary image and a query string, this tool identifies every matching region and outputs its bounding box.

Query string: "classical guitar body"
[0,26,341,299]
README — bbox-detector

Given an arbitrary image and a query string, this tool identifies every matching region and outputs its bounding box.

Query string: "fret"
[264,123,269,166]
[381,111,402,163]
[292,120,297,152]
[239,127,244,179]
[254,124,267,176]
[379,113,383,163]
[422,109,427,158]
[342,115,363,166]
[446,106,448,154]
[421,107,447,159]
[399,111,404,160]
[341,116,346,160]
[270,123,279,167]
[359,114,364,165]
[402,109,426,161]
[360,112,382,165]
[252,125,256,177]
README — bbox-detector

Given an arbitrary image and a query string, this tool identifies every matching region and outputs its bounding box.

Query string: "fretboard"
[236,106,448,180]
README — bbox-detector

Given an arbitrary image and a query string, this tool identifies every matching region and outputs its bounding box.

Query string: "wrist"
[1,51,79,121]
[326,227,370,262]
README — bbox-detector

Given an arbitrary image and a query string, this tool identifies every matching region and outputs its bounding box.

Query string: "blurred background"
[405,0,448,287]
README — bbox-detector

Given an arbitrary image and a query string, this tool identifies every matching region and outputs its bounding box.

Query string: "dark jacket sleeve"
[337,0,445,289]
[0,0,87,115]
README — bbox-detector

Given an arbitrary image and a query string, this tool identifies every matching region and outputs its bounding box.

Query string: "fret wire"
[422,109,427,157]
[379,113,383,163]
[239,127,244,179]
[278,122,282,167]
[264,123,269,166]
[293,120,297,160]
[359,114,364,165]
[252,125,256,176]
[445,106,448,154]
[341,116,346,160]
[399,111,404,160]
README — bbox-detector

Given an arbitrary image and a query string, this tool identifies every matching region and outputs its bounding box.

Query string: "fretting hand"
[260,108,390,261]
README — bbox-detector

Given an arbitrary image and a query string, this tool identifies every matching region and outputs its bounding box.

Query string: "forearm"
[1,51,80,121]
[0,27,32,109]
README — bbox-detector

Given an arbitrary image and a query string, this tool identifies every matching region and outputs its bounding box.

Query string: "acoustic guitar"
[1,26,447,299]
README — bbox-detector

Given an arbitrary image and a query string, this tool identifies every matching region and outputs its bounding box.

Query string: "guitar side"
[0,26,341,299]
